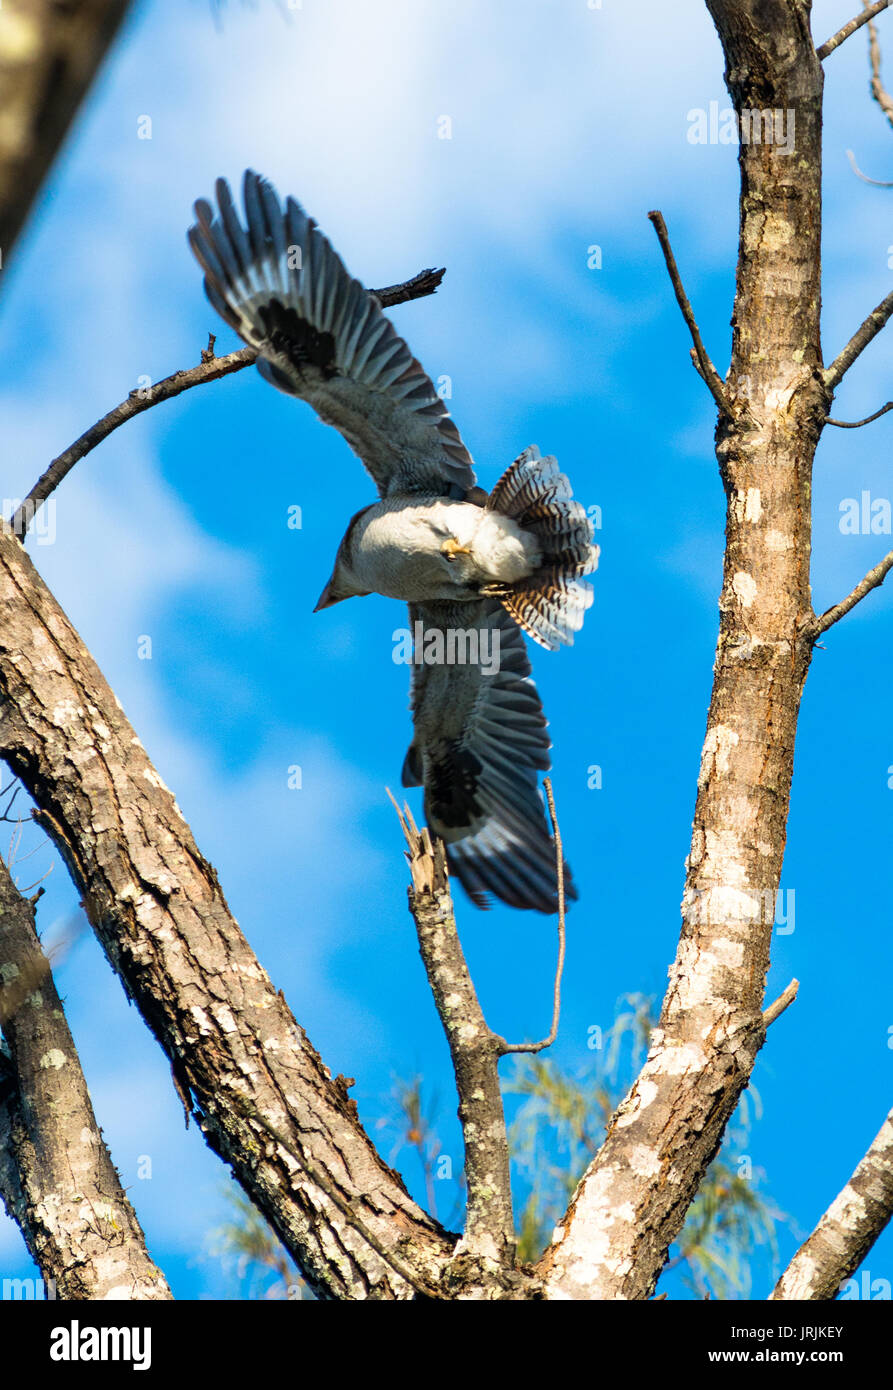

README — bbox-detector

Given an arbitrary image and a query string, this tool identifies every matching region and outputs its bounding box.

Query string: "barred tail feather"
[488,446,599,650]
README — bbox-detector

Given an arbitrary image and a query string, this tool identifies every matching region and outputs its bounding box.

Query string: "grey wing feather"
[188,170,476,500]
[401,600,576,913]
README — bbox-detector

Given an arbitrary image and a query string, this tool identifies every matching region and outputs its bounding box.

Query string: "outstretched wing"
[401,600,576,913]
[188,170,476,500]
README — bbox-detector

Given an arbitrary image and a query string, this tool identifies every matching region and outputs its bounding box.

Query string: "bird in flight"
[189,171,598,912]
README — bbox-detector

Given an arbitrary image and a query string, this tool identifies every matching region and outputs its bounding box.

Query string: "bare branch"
[762,978,799,1028]
[816,0,891,61]
[825,400,893,427]
[824,288,893,390]
[845,148,893,185]
[0,851,171,1298]
[389,793,517,1275]
[807,548,893,636]
[496,778,566,1056]
[10,344,255,538]
[771,1108,893,1299]
[369,266,445,307]
[647,211,730,415]
[11,269,447,537]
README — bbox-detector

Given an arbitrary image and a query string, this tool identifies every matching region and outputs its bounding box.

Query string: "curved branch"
[771,1108,893,1299]
[495,779,566,1056]
[0,856,171,1299]
[11,267,447,537]
[825,400,893,427]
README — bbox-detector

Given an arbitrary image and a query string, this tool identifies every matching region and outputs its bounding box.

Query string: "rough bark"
[770,1108,893,1299]
[0,521,457,1301]
[0,857,171,1298]
[394,805,517,1279]
[0,0,131,265]
[538,1,829,1299]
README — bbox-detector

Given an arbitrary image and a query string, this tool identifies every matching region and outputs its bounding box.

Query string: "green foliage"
[505,994,790,1297]
[206,1189,307,1300]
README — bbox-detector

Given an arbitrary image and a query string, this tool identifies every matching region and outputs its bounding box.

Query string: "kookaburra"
[189,171,599,912]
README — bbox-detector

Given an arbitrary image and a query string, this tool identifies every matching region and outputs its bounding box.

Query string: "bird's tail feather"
[487,447,599,650]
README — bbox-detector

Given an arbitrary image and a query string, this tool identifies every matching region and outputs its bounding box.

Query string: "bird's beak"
[313,578,345,612]
[442,537,471,559]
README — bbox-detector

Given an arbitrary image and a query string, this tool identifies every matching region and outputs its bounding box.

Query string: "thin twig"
[762,978,799,1028]
[647,211,730,416]
[495,778,566,1056]
[824,288,893,389]
[11,268,448,537]
[817,0,891,61]
[845,148,893,184]
[825,400,893,426]
[807,548,893,637]
[866,3,893,125]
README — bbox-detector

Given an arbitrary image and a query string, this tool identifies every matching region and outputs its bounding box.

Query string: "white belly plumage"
[349,498,540,602]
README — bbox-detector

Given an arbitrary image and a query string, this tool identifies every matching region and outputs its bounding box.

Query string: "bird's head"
[314,506,373,611]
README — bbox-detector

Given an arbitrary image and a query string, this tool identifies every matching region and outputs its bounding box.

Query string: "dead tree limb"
[391,797,518,1279]
[771,1108,893,1299]
[0,855,171,1299]
[825,401,893,427]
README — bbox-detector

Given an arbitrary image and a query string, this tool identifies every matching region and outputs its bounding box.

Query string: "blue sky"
[1,0,892,1299]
